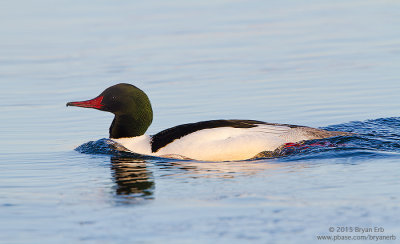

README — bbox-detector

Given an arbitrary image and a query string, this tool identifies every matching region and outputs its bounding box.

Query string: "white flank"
[112,124,322,161]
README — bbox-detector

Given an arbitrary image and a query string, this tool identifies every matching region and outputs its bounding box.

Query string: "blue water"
[1,0,400,243]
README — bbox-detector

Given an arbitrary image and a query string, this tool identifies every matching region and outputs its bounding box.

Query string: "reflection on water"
[158,160,285,179]
[110,157,155,202]
[109,155,292,202]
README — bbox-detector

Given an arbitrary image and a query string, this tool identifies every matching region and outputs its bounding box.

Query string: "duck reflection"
[109,153,293,204]
[110,156,155,199]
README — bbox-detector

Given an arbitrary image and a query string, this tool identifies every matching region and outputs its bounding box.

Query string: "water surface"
[1,0,400,243]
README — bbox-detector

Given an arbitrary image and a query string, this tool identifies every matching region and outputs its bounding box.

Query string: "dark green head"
[67,83,153,138]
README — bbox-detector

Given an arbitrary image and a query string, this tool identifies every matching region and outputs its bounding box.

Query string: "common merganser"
[67,83,349,161]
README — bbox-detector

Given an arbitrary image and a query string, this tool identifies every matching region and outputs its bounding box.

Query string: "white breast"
[112,135,152,155]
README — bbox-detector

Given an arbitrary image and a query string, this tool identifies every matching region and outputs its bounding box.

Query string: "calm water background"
[1,0,400,243]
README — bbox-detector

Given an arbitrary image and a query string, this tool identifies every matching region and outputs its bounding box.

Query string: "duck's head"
[67,83,153,138]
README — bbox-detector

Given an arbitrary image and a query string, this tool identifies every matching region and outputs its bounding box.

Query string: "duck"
[67,83,349,161]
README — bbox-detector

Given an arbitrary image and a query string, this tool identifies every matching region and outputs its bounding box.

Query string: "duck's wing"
[290,126,352,139]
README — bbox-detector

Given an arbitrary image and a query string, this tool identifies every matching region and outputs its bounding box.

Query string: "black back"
[150,119,268,152]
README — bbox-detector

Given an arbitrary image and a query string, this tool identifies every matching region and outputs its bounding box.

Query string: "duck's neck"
[109,114,152,138]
